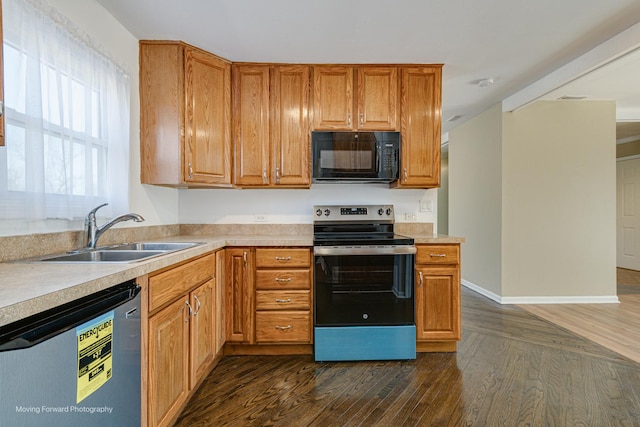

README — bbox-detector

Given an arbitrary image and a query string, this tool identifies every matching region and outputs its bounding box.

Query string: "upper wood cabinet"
[140,41,232,187]
[233,64,310,187]
[396,66,442,188]
[312,66,398,131]
[0,0,5,147]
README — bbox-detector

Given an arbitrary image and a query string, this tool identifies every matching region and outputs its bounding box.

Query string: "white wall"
[179,185,438,226]
[449,103,503,297]
[502,100,617,299]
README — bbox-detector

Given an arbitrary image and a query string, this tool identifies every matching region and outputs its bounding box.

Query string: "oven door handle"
[313,246,417,256]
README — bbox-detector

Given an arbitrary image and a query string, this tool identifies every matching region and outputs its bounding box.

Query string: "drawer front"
[255,269,311,290]
[416,245,460,265]
[256,290,311,310]
[149,253,215,312]
[255,311,311,343]
[255,248,310,268]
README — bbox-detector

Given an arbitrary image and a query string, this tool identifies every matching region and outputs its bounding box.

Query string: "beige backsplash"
[0,222,434,262]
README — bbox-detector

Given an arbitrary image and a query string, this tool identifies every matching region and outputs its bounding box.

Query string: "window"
[1,0,130,220]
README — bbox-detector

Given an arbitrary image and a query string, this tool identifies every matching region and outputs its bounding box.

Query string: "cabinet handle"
[243,251,247,267]
[263,168,268,184]
[0,100,3,117]
[275,256,292,261]
[275,277,292,282]
[403,168,408,182]
[430,253,447,258]
[418,271,423,287]
[275,298,292,303]
[347,113,351,127]
[275,325,292,331]
[188,162,193,180]
[185,301,193,322]
[275,167,280,183]
[359,113,363,127]
[193,295,201,315]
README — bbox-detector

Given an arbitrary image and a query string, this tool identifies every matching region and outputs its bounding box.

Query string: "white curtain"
[1,0,130,220]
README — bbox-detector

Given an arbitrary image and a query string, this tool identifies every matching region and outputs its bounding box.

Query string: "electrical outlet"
[405,213,417,222]
[420,200,433,212]
[254,215,268,223]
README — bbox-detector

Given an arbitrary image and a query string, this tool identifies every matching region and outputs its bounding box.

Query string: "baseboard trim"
[461,279,620,304]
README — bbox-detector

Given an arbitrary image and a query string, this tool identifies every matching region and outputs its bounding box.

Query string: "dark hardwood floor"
[175,288,640,426]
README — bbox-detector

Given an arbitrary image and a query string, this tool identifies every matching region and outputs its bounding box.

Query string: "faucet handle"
[87,203,108,219]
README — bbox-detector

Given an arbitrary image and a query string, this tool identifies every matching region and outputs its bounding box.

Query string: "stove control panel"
[313,205,394,222]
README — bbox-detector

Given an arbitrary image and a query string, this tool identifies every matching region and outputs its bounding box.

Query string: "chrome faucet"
[84,203,145,249]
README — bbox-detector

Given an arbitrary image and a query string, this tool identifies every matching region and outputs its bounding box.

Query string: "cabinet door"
[399,66,442,187]
[148,298,190,427]
[225,248,255,343]
[233,65,270,186]
[312,66,354,130]
[415,266,461,341]
[185,47,232,185]
[0,0,4,147]
[215,250,226,355]
[357,66,398,130]
[189,279,215,388]
[271,65,311,187]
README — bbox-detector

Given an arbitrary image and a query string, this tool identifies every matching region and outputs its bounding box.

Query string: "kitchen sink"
[40,250,167,263]
[38,241,205,263]
[103,242,201,251]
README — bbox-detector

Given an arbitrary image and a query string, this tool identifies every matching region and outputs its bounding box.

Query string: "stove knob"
[378,208,384,216]
[386,208,392,216]
[324,209,330,216]
[315,209,322,217]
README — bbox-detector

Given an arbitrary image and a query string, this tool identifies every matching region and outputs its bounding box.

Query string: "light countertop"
[0,233,463,327]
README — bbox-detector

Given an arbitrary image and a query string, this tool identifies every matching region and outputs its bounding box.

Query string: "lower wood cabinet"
[255,248,312,344]
[145,252,218,427]
[415,244,461,351]
[225,248,255,343]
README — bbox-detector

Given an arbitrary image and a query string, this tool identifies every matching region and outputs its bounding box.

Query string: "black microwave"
[312,131,400,183]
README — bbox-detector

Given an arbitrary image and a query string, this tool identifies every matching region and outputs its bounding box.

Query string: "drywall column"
[501,100,616,299]
[449,103,503,297]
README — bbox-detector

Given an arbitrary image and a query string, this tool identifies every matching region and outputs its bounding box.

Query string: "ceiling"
[97,0,640,138]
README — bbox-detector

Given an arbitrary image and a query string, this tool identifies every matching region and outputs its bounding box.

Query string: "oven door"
[313,246,416,326]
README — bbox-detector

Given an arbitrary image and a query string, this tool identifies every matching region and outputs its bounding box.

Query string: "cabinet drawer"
[255,311,311,343]
[255,248,310,268]
[149,253,215,312]
[255,269,310,290]
[256,290,311,310]
[416,245,460,265]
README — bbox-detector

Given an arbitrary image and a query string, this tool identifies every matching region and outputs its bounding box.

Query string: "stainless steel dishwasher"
[0,279,141,426]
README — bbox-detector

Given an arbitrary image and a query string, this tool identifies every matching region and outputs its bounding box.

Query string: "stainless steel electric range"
[313,205,417,361]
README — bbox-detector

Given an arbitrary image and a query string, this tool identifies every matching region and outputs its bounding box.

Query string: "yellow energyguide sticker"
[76,311,114,403]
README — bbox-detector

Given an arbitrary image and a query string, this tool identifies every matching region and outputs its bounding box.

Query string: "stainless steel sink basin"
[40,250,167,263]
[38,241,204,263]
[104,242,201,251]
